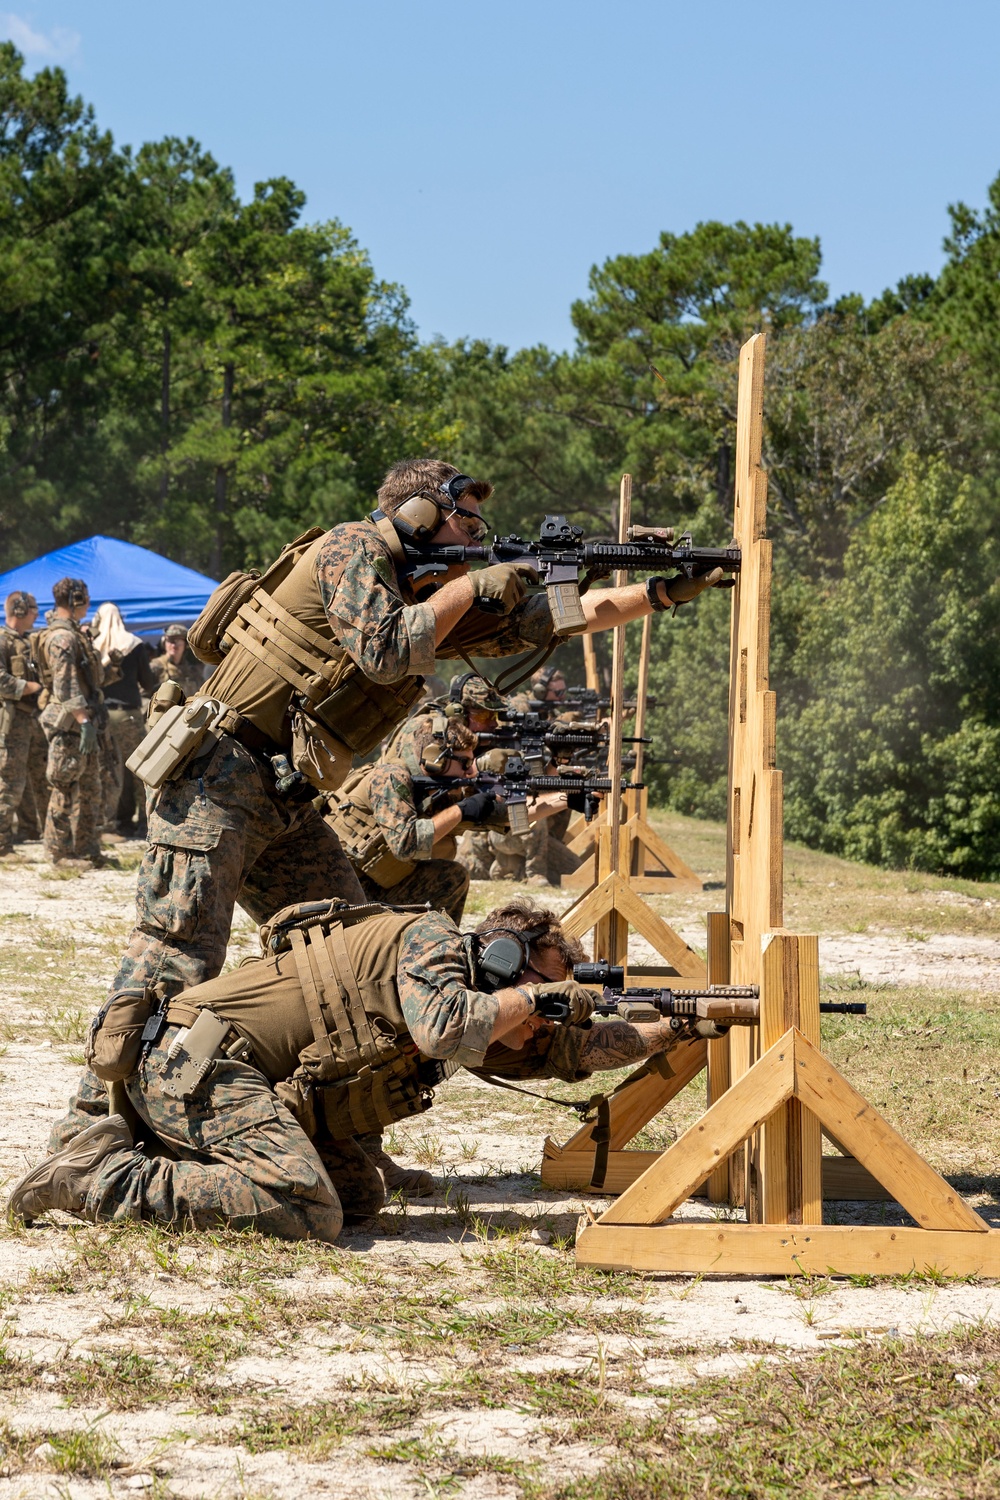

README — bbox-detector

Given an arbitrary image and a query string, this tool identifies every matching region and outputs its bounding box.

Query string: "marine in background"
[35,578,107,867]
[0,591,48,856]
[91,603,156,840]
[327,717,488,925]
[149,623,206,699]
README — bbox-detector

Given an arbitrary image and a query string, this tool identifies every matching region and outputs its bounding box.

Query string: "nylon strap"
[289,927,337,1061]
[324,920,381,1060]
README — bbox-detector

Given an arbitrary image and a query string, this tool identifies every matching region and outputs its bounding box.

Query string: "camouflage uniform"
[72,910,504,1237]
[0,625,47,852]
[111,518,553,1005]
[39,619,106,863]
[149,646,205,699]
[352,760,469,923]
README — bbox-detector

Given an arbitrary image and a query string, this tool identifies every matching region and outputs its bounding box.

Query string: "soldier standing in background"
[149,624,205,698]
[91,603,156,839]
[37,578,106,867]
[0,591,47,855]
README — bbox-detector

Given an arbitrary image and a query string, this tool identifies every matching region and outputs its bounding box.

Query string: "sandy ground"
[0,837,997,1498]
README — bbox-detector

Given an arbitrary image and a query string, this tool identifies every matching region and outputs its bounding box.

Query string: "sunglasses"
[436,475,491,542]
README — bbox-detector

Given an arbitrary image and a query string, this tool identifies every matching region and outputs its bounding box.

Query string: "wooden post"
[705,910,733,1204]
[582,631,600,693]
[595,475,631,965]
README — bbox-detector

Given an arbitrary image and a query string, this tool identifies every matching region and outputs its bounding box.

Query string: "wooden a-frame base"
[560,867,704,981]
[574,1026,996,1277]
[561,803,703,897]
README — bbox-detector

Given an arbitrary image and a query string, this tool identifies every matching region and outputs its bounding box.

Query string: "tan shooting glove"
[649,567,725,608]
[469,563,536,615]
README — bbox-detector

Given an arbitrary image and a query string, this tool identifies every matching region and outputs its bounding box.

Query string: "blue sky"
[4,1,1000,351]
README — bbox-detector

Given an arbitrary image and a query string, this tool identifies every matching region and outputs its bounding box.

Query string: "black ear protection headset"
[450,670,476,704]
[466,924,548,991]
[383,474,481,543]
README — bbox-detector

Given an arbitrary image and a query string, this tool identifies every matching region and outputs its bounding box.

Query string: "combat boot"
[319,1137,386,1222]
[358,1132,434,1196]
[8,1115,133,1225]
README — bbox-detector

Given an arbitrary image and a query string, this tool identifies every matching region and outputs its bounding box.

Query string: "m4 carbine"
[411,759,640,832]
[533,962,867,1038]
[401,514,742,634]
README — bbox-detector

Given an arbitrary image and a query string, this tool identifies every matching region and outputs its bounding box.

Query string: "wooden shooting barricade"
[561,608,702,897]
[560,333,1000,1276]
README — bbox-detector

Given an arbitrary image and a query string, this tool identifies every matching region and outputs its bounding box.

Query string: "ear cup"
[476,934,529,989]
[393,494,444,540]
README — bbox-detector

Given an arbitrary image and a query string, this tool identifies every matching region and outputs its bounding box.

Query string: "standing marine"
[36,578,107,867]
[0,591,48,855]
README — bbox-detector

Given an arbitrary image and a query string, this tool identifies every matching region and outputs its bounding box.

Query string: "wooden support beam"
[576,1224,1000,1277]
[545,1151,894,1200]
[597,1033,796,1226]
[758,933,822,1226]
[705,910,733,1204]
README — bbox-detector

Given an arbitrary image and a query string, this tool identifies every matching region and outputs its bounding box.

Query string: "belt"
[216,707,283,759]
[163,1002,255,1066]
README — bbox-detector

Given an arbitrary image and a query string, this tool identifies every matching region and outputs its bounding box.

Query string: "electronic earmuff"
[531,665,561,701]
[418,714,452,774]
[375,474,481,543]
[470,925,548,991]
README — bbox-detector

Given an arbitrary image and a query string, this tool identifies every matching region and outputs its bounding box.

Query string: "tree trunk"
[159,323,170,505]
[211,361,234,576]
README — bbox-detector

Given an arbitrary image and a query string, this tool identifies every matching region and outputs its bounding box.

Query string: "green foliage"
[783,459,1000,876]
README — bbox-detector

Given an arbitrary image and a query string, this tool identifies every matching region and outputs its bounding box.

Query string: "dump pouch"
[289,708,352,793]
[85,988,156,1083]
[126,697,222,789]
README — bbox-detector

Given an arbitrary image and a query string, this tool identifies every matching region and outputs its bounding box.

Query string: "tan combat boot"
[357,1133,434,1197]
[7,1115,133,1225]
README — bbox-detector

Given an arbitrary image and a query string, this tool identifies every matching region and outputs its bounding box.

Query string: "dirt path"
[0,838,997,1498]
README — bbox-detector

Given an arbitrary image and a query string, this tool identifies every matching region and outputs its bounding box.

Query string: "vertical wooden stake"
[583,631,600,693]
[706,910,732,1203]
[594,474,631,967]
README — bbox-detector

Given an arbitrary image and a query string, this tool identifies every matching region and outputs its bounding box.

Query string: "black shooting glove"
[529,980,595,1025]
[458,788,499,824]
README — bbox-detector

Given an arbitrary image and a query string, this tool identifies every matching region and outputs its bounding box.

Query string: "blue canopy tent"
[0,536,218,633]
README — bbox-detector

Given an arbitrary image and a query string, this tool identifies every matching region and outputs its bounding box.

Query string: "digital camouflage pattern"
[0,705,48,850]
[44,729,104,861]
[111,734,365,999]
[358,859,469,924]
[40,620,107,862]
[149,648,205,699]
[84,1032,344,1240]
[316,520,555,685]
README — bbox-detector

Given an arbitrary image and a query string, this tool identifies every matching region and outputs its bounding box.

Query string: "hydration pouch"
[85,988,156,1083]
[126,697,222,790]
[187,527,325,665]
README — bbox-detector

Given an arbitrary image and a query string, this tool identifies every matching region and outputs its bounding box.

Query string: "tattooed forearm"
[579,1019,676,1071]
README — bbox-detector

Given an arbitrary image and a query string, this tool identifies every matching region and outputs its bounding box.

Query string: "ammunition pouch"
[325,768,416,888]
[126,697,223,789]
[39,699,79,735]
[146,678,185,726]
[85,988,156,1083]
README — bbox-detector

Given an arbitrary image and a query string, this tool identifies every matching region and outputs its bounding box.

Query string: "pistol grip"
[547,581,587,635]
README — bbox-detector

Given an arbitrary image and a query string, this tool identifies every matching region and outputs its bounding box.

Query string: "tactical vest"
[193,522,425,766]
[325,766,417,888]
[260,901,439,1138]
[0,626,38,715]
[35,620,103,710]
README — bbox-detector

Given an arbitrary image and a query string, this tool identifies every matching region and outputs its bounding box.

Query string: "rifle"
[411,760,641,831]
[537,962,867,1037]
[399,514,742,634]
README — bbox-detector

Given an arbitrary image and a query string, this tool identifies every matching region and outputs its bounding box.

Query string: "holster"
[126,698,222,789]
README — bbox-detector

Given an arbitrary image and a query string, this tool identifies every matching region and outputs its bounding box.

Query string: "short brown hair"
[52,577,89,609]
[377,459,493,519]
[475,899,585,978]
[412,716,477,766]
[5,591,36,618]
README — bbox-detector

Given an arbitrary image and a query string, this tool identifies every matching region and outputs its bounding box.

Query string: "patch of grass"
[530,1325,1000,1499]
[237,1393,426,1456]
